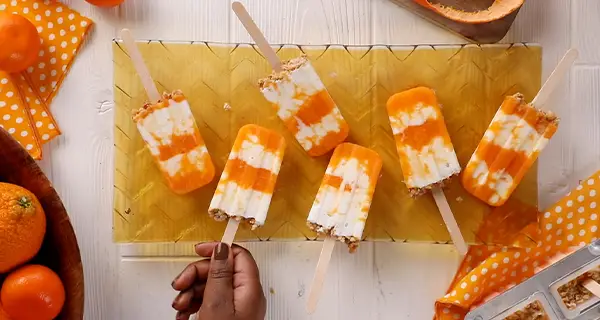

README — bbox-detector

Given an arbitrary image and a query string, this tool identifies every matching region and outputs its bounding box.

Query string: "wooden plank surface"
[36,0,594,318]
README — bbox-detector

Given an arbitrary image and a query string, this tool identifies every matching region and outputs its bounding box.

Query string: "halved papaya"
[413,0,524,24]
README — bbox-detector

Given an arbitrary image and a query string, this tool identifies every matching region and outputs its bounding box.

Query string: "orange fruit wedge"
[1,265,65,320]
[0,183,46,273]
[413,0,524,24]
[0,12,41,73]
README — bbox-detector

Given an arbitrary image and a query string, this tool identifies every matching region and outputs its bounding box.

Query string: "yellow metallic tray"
[113,42,541,243]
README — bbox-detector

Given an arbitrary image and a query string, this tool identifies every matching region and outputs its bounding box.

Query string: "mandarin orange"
[1,265,65,320]
[0,183,46,273]
[0,13,41,73]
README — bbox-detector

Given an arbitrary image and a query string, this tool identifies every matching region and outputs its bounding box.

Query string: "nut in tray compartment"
[550,260,600,318]
[489,293,558,320]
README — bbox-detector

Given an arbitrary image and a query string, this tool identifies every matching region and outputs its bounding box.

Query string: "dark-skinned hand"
[171,242,266,320]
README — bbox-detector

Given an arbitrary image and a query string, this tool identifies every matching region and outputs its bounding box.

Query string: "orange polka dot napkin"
[0,0,93,159]
[435,170,600,319]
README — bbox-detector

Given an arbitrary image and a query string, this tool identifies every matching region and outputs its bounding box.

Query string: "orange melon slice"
[413,0,524,24]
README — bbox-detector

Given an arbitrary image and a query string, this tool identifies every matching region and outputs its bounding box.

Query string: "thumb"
[202,243,234,314]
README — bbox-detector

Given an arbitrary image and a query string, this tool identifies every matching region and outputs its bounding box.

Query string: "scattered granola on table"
[503,301,549,320]
[557,266,600,309]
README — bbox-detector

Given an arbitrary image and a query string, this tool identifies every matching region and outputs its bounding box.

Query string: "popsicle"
[306,143,382,313]
[307,143,382,251]
[232,1,349,156]
[208,124,286,243]
[259,56,349,156]
[121,29,215,194]
[462,49,578,206]
[387,86,461,195]
[386,86,467,255]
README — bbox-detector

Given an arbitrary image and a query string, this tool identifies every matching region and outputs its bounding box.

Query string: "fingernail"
[215,242,229,261]
[171,273,180,288]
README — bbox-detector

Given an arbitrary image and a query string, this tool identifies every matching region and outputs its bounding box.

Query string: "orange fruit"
[0,183,46,273]
[1,265,65,320]
[85,0,125,7]
[0,303,12,320]
[0,13,41,73]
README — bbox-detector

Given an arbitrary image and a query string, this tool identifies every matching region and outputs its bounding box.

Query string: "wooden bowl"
[0,128,84,319]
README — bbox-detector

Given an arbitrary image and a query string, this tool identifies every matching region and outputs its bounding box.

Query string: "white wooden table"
[40,0,599,319]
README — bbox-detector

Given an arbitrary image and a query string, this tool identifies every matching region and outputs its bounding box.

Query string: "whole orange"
[85,0,125,7]
[1,265,65,320]
[0,13,41,73]
[0,183,46,273]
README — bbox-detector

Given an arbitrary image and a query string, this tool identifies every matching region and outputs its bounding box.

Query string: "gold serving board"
[113,42,542,243]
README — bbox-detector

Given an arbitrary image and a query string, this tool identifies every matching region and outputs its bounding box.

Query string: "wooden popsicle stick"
[221,218,240,246]
[306,236,336,314]
[231,1,282,72]
[432,187,468,256]
[531,48,578,108]
[119,29,161,102]
[583,279,600,298]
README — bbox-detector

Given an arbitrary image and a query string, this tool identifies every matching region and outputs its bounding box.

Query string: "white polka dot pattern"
[0,0,93,159]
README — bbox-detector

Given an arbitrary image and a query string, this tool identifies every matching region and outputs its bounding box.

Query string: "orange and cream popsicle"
[462,93,559,206]
[307,143,382,252]
[209,124,286,229]
[259,56,349,157]
[133,90,215,194]
[386,87,461,196]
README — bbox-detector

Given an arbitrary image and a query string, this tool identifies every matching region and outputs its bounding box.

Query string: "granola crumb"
[306,222,360,252]
[503,301,548,320]
[407,173,459,197]
[132,90,186,121]
[208,209,260,229]
[557,266,600,310]
[223,102,231,111]
[258,55,309,88]
[456,196,464,203]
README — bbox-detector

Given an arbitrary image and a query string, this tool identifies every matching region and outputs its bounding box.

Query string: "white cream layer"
[469,157,513,205]
[209,135,283,226]
[159,145,209,177]
[465,110,551,205]
[400,137,461,189]
[261,61,345,152]
[389,104,438,135]
[228,134,283,173]
[136,99,196,157]
[307,157,373,239]
[294,109,342,152]
[388,103,460,189]
[481,111,549,154]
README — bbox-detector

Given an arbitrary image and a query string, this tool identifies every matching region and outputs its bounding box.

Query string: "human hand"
[171,242,266,320]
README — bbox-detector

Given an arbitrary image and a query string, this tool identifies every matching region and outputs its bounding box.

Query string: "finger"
[171,283,206,311]
[231,244,261,280]
[194,242,219,257]
[202,243,234,315]
[175,299,203,320]
[172,260,210,291]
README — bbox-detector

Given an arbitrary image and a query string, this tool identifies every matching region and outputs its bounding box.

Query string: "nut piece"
[504,301,549,320]
[557,266,600,310]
